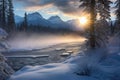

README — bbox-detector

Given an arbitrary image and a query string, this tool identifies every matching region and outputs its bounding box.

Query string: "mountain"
[27,12,43,20]
[15,15,23,24]
[48,15,71,29]
[14,12,80,30]
[27,12,51,27]
[48,16,63,24]
[15,12,51,27]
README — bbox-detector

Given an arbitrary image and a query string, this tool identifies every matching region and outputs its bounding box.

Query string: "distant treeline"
[16,22,84,35]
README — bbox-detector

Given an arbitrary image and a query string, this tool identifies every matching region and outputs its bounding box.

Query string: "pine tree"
[0,0,7,28]
[7,0,15,32]
[98,0,111,21]
[95,0,112,46]
[22,12,28,31]
[79,0,96,48]
[0,0,2,25]
[79,0,111,48]
[98,0,111,35]
[115,0,120,33]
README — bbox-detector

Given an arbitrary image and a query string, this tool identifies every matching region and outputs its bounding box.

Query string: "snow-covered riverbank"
[9,48,120,80]
[4,42,85,71]
[8,35,120,80]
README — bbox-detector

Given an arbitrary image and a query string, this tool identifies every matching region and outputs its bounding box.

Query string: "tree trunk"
[2,0,6,27]
[89,0,96,48]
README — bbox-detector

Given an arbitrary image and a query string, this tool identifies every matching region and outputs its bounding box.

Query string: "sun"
[79,17,88,25]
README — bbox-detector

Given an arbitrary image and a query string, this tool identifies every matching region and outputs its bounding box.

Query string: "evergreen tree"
[0,1,2,25]
[7,0,15,32]
[79,0,111,48]
[115,0,120,32]
[0,0,7,28]
[22,12,28,31]
[98,0,112,21]
[95,0,111,46]
[98,0,111,34]
[79,0,96,48]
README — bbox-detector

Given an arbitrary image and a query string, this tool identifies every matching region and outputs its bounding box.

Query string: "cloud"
[14,0,82,17]
[46,11,59,15]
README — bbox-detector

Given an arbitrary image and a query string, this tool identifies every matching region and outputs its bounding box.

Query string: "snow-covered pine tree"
[0,53,14,80]
[79,0,111,48]
[97,0,111,20]
[115,0,120,34]
[79,0,96,48]
[95,20,110,47]
[95,0,112,47]
[0,28,14,80]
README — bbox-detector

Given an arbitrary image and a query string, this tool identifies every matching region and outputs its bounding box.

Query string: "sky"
[13,0,116,21]
[13,0,82,21]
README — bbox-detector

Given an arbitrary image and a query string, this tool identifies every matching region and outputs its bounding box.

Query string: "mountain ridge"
[15,12,79,30]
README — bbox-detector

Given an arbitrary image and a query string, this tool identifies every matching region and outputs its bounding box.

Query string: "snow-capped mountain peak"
[27,12,43,20]
[48,16,63,23]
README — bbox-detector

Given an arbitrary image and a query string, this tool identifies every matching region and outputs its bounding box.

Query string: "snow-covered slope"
[48,16,63,24]
[0,27,8,49]
[0,28,8,39]
[15,15,23,24]
[0,28,14,80]
[27,12,51,27]
[9,48,120,80]
[28,12,43,20]
[0,53,14,80]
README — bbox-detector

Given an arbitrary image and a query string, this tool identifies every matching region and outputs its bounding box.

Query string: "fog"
[7,33,86,50]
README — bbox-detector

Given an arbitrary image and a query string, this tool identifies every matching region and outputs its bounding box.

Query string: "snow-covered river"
[3,34,86,71]
[5,40,85,71]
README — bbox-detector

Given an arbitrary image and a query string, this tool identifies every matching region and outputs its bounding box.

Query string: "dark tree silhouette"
[89,0,96,48]
[22,12,28,31]
[0,0,15,33]
[7,0,15,32]
[115,0,120,33]
[98,0,112,21]
[79,0,96,48]
[0,0,7,29]
[79,0,111,48]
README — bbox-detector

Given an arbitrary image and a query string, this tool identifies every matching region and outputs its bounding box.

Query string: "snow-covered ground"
[5,42,85,71]
[9,48,120,80]
[0,28,14,80]
[7,32,120,80]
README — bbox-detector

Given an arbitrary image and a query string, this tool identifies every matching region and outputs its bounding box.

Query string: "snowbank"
[0,53,14,80]
[9,48,120,80]
[0,28,14,80]
[0,28,9,50]
[0,28,8,39]
[8,32,120,80]
[107,33,120,53]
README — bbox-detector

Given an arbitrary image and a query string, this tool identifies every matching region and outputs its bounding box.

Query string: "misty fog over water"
[6,33,86,50]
